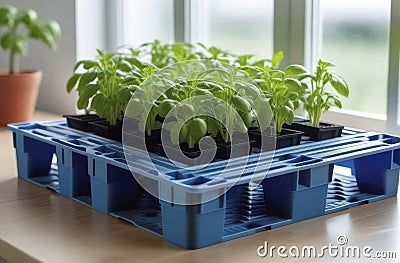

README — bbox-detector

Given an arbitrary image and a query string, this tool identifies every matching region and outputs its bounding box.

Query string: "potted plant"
[202,76,255,159]
[66,50,153,140]
[249,66,307,149]
[286,59,350,141]
[158,93,251,163]
[242,52,307,149]
[129,62,257,163]
[131,41,205,69]
[149,77,215,162]
[161,108,213,165]
[0,5,61,125]
[123,81,167,153]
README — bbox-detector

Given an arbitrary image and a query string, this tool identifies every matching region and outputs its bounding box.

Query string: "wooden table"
[1,112,399,263]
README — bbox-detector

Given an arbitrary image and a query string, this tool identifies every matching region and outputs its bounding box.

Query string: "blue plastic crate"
[8,120,400,249]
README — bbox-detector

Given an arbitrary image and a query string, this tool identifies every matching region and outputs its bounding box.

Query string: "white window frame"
[387,0,400,134]
[313,0,398,133]
[277,0,400,134]
[111,0,400,134]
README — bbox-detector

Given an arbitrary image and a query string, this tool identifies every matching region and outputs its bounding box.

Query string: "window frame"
[314,0,395,133]
[278,0,399,133]
[387,0,400,133]
[113,0,400,134]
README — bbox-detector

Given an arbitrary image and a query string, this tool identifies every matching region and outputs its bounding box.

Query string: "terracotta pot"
[0,71,42,125]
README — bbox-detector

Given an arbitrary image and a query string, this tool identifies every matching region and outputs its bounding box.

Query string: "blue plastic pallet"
[8,120,400,249]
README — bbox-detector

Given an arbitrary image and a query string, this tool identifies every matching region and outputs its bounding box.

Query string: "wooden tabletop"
[0,112,399,263]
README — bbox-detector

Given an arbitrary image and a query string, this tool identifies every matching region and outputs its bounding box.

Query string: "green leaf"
[236,54,254,66]
[0,32,14,50]
[269,70,284,79]
[96,49,104,57]
[170,122,188,144]
[118,60,133,72]
[14,37,28,55]
[126,57,146,70]
[174,103,195,121]
[252,58,273,70]
[331,96,343,108]
[231,95,251,113]
[158,99,178,118]
[79,83,100,101]
[271,51,284,68]
[206,117,220,137]
[287,100,295,110]
[44,19,61,37]
[239,111,256,127]
[18,8,38,27]
[117,88,132,104]
[240,65,264,78]
[77,96,89,110]
[284,78,303,92]
[187,118,208,142]
[293,100,300,110]
[318,59,335,69]
[192,88,213,97]
[0,6,17,26]
[271,77,283,86]
[284,105,294,114]
[73,60,85,71]
[256,106,273,131]
[330,74,350,97]
[121,76,139,85]
[77,72,97,91]
[284,64,308,78]
[287,110,295,124]
[91,93,106,114]
[66,73,81,93]
[29,24,42,39]
[39,29,57,49]
[179,122,189,143]
[82,60,99,70]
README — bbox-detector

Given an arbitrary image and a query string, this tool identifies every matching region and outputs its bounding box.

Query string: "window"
[121,0,174,46]
[112,0,400,132]
[195,0,274,58]
[319,0,391,117]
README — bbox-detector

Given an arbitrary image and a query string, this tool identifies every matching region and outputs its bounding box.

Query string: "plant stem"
[9,23,19,74]
[9,49,16,74]
[276,115,283,134]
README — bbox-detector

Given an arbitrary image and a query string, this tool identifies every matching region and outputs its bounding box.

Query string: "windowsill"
[328,108,387,121]
[320,109,387,133]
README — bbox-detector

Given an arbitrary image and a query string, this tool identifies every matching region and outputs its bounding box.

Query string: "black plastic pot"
[146,129,162,153]
[123,116,140,132]
[160,141,216,166]
[64,114,104,132]
[276,128,304,149]
[124,129,162,154]
[90,120,122,141]
[284,121,344,141]
[215,141,252,160]
[248,128,303,150]
[214,132,253,160]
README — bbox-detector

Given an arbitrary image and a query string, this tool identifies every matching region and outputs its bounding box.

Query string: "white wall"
[76,0,108,59]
